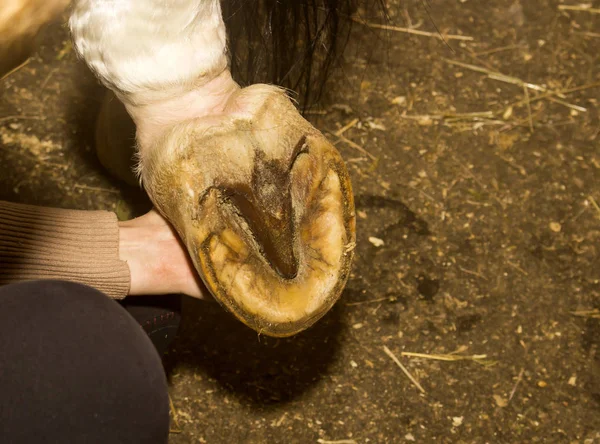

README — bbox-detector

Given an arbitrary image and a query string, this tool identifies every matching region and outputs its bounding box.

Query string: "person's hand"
[118,209,207,298]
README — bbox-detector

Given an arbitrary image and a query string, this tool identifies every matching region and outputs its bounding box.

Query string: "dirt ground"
[1,0,599,442]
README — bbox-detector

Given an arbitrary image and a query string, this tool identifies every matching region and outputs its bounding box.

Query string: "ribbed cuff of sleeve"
[0,200,130,299]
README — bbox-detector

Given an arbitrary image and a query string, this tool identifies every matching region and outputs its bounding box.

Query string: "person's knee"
[0,279,119,314]
[0,280,169,443]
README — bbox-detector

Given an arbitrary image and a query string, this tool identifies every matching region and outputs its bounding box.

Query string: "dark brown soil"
[1,1,599,442]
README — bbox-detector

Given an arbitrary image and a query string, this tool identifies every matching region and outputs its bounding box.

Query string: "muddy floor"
[1,0,599,442]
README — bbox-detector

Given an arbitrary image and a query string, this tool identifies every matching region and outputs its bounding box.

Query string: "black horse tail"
[222,0,388,108]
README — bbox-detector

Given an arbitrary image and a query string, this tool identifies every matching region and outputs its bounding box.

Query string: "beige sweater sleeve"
[0,200,130,299]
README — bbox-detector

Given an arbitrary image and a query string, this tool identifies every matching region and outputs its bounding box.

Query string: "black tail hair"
[222,0,387,108]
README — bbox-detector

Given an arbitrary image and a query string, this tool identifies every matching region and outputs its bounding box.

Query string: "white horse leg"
[69,0,357,337]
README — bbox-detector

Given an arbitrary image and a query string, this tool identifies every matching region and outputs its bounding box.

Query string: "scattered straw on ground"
[570,309,600,319]
[558,4,600,14]
[351,16,474,41]
[169,394,182,434]
[317,440,358,444]
[588,196,600,219]
[401,346,497,367]
[0,127,60,159]
[383,345,426,394]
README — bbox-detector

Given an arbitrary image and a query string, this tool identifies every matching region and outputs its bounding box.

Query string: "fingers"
[119,208,209,299]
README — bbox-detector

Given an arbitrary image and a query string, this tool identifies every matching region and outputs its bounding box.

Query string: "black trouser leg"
[120,294,182,356]
[0,280,170,444]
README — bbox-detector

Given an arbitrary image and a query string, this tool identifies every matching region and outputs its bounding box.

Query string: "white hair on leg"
[69,0,228,105]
